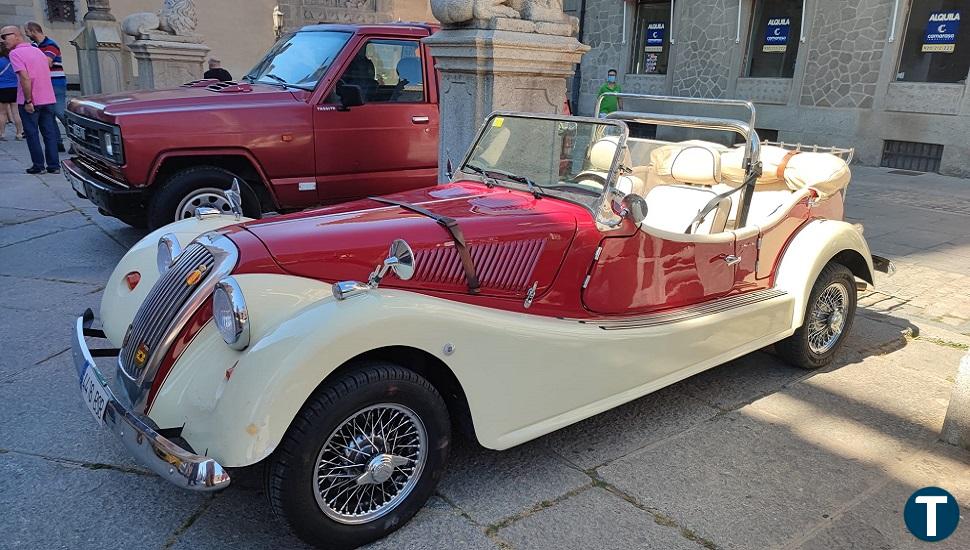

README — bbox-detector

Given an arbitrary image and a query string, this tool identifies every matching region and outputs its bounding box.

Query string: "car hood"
[68,83,304,123]
[238,182,583,299]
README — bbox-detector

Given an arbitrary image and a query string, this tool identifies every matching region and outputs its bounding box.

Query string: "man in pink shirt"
[1,25,58,174]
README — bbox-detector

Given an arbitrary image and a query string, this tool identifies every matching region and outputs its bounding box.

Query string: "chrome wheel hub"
[176,188,233,221]
[808,282,849,354]
[313,404,427,525]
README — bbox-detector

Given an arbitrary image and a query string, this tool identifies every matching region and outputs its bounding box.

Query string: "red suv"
[62,23,440,229]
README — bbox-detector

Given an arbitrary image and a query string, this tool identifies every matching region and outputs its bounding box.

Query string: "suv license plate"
[80,367,110,426]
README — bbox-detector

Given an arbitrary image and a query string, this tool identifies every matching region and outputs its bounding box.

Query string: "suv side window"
[336,38,425,104]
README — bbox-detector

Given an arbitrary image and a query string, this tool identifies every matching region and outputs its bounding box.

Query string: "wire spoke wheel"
[313,403,427,525]
[807,282,849,354]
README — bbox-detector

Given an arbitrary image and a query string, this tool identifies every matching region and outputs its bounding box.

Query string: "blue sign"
[645,22,665,53]
[923,10,960,52]
[763,17,790,53]
[904,487,960,541]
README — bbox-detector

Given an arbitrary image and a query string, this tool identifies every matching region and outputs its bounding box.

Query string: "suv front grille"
[119,244,215,381]
[65,111,124,165]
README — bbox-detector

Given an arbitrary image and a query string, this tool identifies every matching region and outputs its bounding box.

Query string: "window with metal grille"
[47,0,77,23]
[881,140,944,172]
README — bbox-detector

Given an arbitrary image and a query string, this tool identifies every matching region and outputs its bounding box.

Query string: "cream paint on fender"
[148,273,798,467]
[99,215,254,345]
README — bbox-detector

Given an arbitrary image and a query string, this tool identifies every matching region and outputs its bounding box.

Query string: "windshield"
[462,115,626,210]
[245,31,351,90]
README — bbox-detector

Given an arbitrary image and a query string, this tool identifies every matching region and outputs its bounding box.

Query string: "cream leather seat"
[583,136,646,196]
[643,145,732,234]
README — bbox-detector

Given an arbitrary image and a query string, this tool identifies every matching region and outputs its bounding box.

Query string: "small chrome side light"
[156,233,182,275]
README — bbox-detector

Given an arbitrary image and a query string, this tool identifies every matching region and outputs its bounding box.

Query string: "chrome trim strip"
[577,288,788,330]
[74,309,230,491]
[122,231,238,412]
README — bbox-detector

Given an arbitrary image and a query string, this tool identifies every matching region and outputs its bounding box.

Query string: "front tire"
[146,166,261,230]
[267,362,451,549]
[776,262,857,369]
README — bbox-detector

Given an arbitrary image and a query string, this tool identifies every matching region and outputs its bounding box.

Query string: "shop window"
[745,0,803,78]
[896,0,969,83]
[630,1,672,75]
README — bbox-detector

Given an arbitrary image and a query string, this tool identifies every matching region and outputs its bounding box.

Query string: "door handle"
[724,254,742,266]
[411,116,430,124]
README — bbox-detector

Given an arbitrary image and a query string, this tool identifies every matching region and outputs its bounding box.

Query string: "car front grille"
[119,243,215,381]
[65,111,124,165]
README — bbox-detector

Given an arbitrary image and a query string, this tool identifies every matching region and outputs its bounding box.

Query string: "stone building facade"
[577,0,970,176]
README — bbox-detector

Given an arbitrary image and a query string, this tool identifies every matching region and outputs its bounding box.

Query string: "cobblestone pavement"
[1,138,968,550]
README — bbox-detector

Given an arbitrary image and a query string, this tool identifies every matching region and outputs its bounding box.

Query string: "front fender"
[773,219,874,329]
[99,215,253,345]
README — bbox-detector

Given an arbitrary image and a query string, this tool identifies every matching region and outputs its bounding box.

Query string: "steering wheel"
[568,170,608,191]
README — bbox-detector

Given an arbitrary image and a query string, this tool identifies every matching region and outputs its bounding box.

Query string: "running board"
[578,288,789,330]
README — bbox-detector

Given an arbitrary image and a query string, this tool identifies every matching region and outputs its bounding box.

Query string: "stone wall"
[670,0,737,99]
[799,0,893,108]
[576,0,628,114]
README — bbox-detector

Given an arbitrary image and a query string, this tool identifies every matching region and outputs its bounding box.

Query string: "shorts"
[0,87,16,104]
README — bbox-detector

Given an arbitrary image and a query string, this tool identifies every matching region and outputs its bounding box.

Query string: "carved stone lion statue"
[432,0,576,29]
[122,0,198,38]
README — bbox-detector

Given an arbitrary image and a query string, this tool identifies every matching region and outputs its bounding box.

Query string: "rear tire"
[267,362,451,549]
[146,166,261,230]
[776,262,857,369]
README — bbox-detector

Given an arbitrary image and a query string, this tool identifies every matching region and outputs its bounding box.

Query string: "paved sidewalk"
[1,137,969,550]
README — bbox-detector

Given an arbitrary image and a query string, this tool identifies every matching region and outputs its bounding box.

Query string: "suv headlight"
[213,277,250,350]
[156,233,181,275]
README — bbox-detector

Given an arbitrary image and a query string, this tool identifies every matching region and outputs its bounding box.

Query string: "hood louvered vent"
[414,239,545,292]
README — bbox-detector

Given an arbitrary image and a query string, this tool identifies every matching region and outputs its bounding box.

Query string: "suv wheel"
[267,362,451,549]
[776,262,858,369]
[147,166,261,230]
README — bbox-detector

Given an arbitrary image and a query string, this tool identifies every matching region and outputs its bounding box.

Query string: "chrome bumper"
[73,309,230,492]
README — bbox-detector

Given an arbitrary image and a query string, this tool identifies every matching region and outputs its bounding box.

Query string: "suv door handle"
[411,116,430,124]
[724,254,742,266]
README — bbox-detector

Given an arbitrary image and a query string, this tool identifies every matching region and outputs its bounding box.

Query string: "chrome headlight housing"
[156,233,181,275]
[213,277,250,350]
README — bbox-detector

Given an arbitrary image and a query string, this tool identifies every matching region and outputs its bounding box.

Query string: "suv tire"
[776,262,857,369]
[147,166,261,230]
[267,362,451,549]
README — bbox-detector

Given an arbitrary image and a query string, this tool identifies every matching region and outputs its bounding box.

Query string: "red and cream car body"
[73,96,890,548]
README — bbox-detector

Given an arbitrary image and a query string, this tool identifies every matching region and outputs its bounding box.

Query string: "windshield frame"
[244,30,353,91]
[458,112,631,224]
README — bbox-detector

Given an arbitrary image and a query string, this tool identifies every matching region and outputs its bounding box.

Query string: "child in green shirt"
[597,69,621,117]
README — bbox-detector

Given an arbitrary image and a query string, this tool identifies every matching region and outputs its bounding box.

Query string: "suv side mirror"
[336,84,364,110]
[620,194,648,224]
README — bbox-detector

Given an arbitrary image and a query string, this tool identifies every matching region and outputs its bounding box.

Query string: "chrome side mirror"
[226,179,243,220]
[334,239,416,300]
[620,194,648,224]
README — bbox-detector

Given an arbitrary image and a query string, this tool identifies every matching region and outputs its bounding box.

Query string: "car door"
[312,37,439,203]
[582,227,737,315]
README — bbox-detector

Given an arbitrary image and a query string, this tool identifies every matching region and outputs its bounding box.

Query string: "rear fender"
[99,215,253,345]
[773,219,874,329]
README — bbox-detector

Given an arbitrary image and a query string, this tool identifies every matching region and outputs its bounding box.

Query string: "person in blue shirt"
[0,44,24,140]
[25,22,65,151]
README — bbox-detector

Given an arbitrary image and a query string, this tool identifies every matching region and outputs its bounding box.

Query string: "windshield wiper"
[485,168,544,199]
[463,163,495,188]
[263,73,288,85]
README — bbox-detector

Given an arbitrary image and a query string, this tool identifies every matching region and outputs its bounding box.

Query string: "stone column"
[942,352,970,451]
[128,37,210,90]
[72,0,132,94]
[424,18,589,181]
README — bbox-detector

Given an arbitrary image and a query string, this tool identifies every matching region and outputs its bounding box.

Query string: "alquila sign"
[763,17,791,53]
[645,22,665,53]
[923,11,960,53]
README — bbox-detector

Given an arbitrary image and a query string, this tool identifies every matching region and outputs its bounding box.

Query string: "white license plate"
[80,367,110,426]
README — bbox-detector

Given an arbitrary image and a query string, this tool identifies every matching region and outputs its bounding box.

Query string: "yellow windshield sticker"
[493,117,504,128]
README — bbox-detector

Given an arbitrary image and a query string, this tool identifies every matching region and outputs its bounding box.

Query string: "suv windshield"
[245,31,352,90]
[462,114,627,210]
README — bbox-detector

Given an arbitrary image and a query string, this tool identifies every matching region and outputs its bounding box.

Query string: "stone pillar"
[424,18,589,182]
[128,37,210,90]
[942,352,970,451]
[72,1,132,95]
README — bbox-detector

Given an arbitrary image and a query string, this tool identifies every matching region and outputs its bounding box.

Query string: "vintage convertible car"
[73,95,892,548]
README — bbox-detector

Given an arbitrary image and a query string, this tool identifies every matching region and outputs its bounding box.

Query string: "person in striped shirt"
[25,22,65,152]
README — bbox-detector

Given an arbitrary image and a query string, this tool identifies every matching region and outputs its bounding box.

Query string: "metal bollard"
[942,351,970,450]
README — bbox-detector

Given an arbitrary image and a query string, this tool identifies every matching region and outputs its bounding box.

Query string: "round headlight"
[213,277,249,350]
[156,233,181,275]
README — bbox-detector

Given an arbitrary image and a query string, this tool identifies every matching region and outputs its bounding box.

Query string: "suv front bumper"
[72,308,230,492]
[62,158,144,220]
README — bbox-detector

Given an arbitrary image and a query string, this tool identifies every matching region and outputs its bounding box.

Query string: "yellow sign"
[493,117,504,128]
